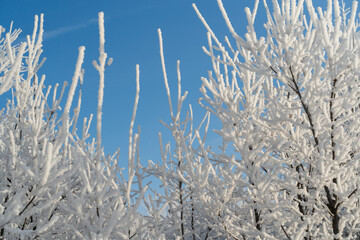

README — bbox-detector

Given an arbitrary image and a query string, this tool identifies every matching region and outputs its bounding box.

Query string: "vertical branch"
[176,60,182,122]
[326,77,340,240]
[57,46,85,155]
[179,173,184,240]
[71,69,84,136]
[127,65,140,204]
[128,65,140,173]
[158,28,186,239]
[62,47,85,128]
[158,29,174,120]
[94,11,108,166]
[191,192,195,240]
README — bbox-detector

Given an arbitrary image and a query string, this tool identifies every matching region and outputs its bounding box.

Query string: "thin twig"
[281,225,291,240]
[19,196,35,216]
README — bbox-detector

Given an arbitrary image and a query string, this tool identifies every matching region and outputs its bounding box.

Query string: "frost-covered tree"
[177,0,360,239]
[145,0,360,239]
[0,12,146,239]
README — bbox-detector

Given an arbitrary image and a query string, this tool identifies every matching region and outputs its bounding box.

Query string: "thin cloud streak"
[43,17,98,40]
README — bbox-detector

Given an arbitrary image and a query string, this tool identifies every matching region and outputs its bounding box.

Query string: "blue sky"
[0,0,332,168]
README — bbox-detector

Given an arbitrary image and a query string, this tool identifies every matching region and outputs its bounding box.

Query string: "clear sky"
[0,0,332,168]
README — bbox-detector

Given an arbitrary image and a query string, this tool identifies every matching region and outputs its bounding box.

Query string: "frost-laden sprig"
[59,12,147,240]
[92,12,113,167]
[0,22,23,96]
[143,29,213,240]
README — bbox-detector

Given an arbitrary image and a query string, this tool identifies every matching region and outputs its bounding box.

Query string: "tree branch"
[289,66,319,148]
